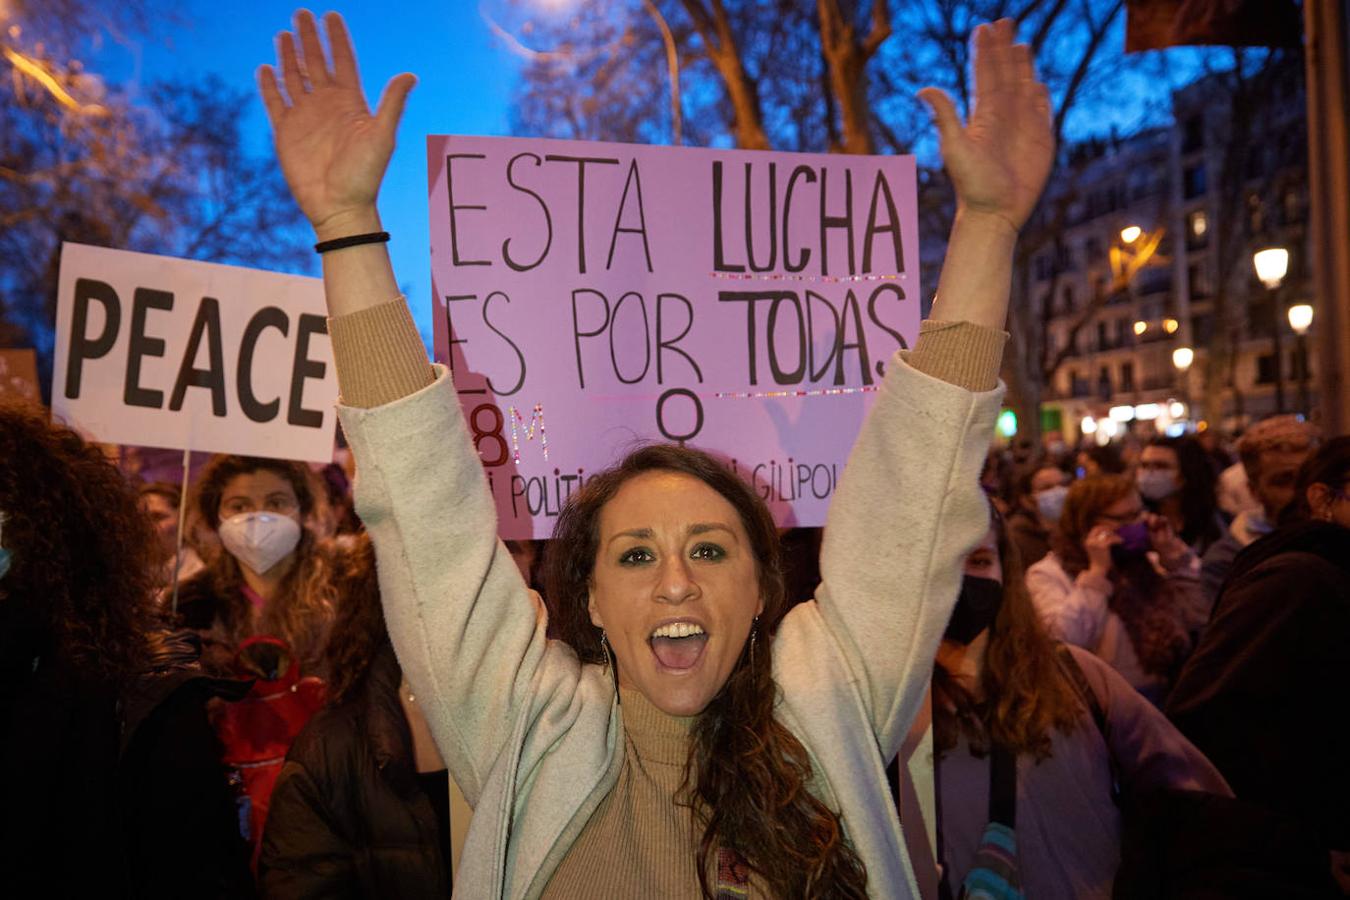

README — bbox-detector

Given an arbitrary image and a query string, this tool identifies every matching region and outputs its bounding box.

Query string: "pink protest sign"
[429,136,919,538]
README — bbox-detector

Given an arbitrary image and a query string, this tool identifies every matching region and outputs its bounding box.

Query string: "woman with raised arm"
[259,11,1051,898]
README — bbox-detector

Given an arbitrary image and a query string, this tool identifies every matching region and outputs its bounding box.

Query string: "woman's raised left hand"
[919,19,1054,233]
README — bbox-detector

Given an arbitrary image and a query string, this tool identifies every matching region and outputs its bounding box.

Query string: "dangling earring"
[600,630,620,695]
[748,615,760,669]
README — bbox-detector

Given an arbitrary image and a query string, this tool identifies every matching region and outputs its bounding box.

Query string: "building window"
[1282,188,1303,226]
[1129,170,1154,201]
[1187,209,1208,249]
[1193,313,1214,343]
[1182,114,1204,154]
[1245,146,1267,180]
[1096,366,1113,399]
[1121,361,1135,392]
[1085,236,1103,263]
[1188,262,1211,299]
[1256,353,1280,385]
[1097,321,1108,350]
[1247,193,1265,235]
[1183,163,1207,200]
[1056,242,1074,273]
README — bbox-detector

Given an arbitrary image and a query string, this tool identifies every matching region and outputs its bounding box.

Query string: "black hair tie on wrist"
[314,231,390,254]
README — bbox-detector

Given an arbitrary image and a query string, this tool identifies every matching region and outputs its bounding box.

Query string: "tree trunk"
[817,0,890,155]
[679,0,772,150]
[1006,255,1044,448]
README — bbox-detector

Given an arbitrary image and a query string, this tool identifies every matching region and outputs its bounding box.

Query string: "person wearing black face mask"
[944,571,1004,646]
[914,512,1231,900]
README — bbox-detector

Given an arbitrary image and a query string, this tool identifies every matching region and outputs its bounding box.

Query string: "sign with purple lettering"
[429,137,919,538]
[53,244,338,463]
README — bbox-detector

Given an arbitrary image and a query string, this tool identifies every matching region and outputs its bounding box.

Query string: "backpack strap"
[988,742,1017,827]
[934,736,1018,900]
[1055,645,1123,805]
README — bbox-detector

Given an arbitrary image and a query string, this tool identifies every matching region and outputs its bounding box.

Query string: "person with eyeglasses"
[1025,474,1209,705]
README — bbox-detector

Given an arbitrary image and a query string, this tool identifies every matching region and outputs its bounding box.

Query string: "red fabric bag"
[213,635,326,867]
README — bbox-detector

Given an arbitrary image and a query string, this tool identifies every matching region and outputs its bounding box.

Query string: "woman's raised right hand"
[258,10,415,240]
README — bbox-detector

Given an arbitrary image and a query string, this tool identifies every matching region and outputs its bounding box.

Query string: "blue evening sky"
[95,1,525,349]
[91,1,1207,353]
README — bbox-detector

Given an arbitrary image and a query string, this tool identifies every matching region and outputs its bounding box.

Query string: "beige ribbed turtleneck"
[541,686,763,899]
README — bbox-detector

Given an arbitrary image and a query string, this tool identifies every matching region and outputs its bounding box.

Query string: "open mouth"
[648,621,709,672]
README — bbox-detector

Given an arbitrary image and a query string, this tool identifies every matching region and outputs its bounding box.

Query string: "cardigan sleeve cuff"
[327,299,435,409]
[906,319,1007,392]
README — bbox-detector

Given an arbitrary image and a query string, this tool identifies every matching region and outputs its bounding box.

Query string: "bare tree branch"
[862,0,893,59]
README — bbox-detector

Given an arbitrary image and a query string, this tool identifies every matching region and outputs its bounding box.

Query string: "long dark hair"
[1293,435,1350,522]
[933,512,1084,760]
[186,455,334,671]
[0,404,160,683]
[544,444,867,899]
[1148,436,1221,549]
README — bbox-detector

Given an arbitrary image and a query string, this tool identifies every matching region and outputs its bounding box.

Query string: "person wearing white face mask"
[1136,437,1224,556]
[1007,464,1069,567]
[175,455,339,679]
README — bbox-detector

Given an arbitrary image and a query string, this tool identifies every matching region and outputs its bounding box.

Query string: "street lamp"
[1288,303,1314,416]
[1252,247,1290,288]
[1173,346,1194,416]
[1252,246,1290,413]
[1120,225,1143,244]
[1288,302,1314,333]
[640,0,683,145]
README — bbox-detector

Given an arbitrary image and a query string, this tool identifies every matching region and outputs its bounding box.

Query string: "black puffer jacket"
[1,627,253,898]
[258,643,450,898]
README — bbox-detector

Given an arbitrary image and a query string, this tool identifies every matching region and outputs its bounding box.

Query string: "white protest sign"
[53,243,337,463]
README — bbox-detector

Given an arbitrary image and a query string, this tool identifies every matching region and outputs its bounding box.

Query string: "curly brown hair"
[185,455,335,673]
[0,403,160,683]
[933,511,1085,760]
[544,444,867,899]
[1052,474,1136,577]
[317,534,384,704]
[1053,474,1190,677]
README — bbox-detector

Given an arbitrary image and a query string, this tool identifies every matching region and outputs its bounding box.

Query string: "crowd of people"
[2,9,1347,899]
[969,423,1350,896]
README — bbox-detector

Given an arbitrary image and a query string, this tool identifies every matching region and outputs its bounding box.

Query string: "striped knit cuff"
[327,299,435,409]
[907,319,1007,392]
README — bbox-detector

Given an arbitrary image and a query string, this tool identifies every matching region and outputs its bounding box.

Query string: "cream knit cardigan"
[337,336,1001,899]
